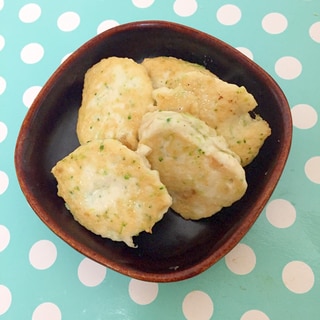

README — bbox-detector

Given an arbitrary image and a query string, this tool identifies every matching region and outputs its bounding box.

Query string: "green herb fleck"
[120,222,127,234]
[124,173,131,180]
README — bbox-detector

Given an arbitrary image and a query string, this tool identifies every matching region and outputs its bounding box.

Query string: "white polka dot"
[29,240,57,270]
[128,279,158,305]
[97,19,119,34]
[32,302,61,320]
[225,243,256,275]
[0,225,10,252]
[60,52,72,64]
[0,285,12,316]
[78,258,107,287]
[57,11,80,32]
[20,43,44,64]
[23,86,42,108]
[0,171,9,195]
[241,309,270,320]
[19,3,41,23]
[182,290,214,320]
[0,122,7,143]
[173,0,198,17]
[0,76,6,95]
[217,4,241,26]
[132,0,154,8]
[305,156,320,184]
[291,104,318,129]
[0,0,3,11]
[262,13,288,34]
[309,21,320,43]
[282,261,315,294]
[266,199,296,228]
[236,47,254,60]
[0,35,5,51]
[275,56,302,80]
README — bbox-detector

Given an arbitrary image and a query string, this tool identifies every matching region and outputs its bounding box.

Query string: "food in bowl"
[138,110,247,220]
[15,20,291,282]
[51,56,271,246]
[142,56,271,166]
[77,57,156,150]
[51,138,172,248]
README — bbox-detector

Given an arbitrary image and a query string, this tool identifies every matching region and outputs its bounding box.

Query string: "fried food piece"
[137,111,247,220]
[142,56,216,88]
[217,113,272,166]
[142,56,271,166]
[51,139,172,247]
[77,57,155,150]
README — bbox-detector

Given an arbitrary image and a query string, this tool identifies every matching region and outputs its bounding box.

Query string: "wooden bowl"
[14,21,292,282]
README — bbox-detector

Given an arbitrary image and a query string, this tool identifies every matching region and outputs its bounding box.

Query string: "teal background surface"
[1,0,320,319]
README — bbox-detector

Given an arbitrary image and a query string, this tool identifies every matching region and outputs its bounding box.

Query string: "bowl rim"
[15,20,292,282]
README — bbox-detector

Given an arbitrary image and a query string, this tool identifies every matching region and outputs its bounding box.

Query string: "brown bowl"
[14,21,292,282]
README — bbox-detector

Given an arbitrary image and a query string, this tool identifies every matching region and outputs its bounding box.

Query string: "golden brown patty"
[142,56,271,166]
[77,57,155,150]
[51,138,172,247]
[142,56,216,89]
[137,111,247,220]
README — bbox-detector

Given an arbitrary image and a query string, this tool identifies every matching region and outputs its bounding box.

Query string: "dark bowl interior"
[15,21,292,282]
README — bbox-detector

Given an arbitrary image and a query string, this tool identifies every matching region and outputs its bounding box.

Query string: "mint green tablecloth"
[1,0,320,319]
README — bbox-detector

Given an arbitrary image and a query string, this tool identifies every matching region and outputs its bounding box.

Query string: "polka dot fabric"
[0,0,319,319]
